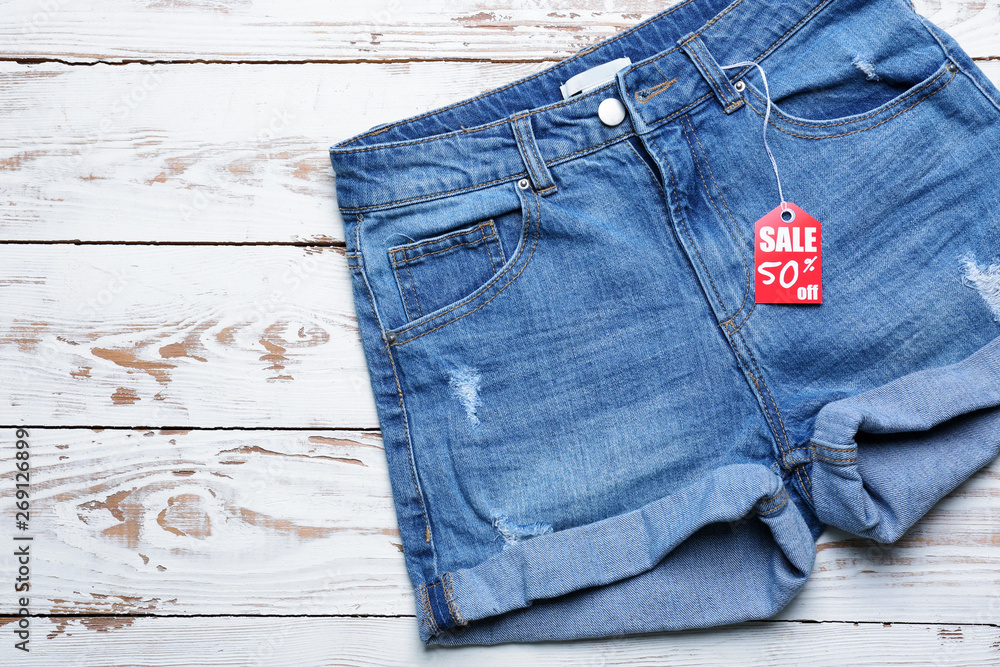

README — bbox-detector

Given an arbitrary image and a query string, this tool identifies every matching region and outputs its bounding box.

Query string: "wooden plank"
[0,61,550,243]
[2,61,998,244]
[0,429,409,617]
[3,0,998,63]
[0,245,378,427]
[1,617,999,666]
[1,427,997,623]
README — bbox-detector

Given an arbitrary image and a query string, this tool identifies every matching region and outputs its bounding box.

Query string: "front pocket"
[736,0,953,134]
[388,220,506,321]
[741,59,956,140]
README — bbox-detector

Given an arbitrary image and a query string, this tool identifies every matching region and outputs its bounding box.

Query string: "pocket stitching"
[389,252,420,320]
[388,220,497,258]
[750,60,948,127]
[389,226,500,265]
[484,233,502,274]
[405,260,425,319]
[742,61,955,138]
[389,187,541,345]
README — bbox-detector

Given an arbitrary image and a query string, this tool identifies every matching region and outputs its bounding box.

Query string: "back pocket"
[388,220,506,321]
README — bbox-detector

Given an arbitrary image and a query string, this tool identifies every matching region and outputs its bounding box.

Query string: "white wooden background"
[1,1,999,664]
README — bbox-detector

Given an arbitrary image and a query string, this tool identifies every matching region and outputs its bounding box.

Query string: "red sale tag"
[754,202,823,304]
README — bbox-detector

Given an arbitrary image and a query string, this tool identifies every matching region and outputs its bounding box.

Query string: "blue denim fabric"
[329,0,1000,645]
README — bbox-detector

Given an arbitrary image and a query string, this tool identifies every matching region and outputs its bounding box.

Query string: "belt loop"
[678,32,745,114]
[510,113,557,195]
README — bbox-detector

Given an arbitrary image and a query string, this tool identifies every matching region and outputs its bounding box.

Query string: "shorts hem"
[414,462,816,644]
[810,333,1000,542]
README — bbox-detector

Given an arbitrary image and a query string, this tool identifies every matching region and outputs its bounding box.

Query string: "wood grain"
[0,428,997,623]
[0,245,377,427]
[2,0,999,661]
[0,616,998,666]
[0,61,550,243]
[0,429,407,617]
[1,61,998,244]
[3,0,998,63]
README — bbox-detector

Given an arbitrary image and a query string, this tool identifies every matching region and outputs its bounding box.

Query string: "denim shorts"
[329,0,1000,645]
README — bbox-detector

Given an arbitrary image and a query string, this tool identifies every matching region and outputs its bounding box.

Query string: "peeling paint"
[46,615,138,640]
[157,493,211,539]
[292,159,318,180]
[233,506,339,540]
[111,387,140,405]
[79,488,142,549]
[258,321,330,382]
[217,443,365,466]
[145,156,192,185]
[308,435,381,450]
[0,319,48,353]
[159,342,208,362]
[0,151,42,171]
[92,346,176,385]
[215,322,246,346]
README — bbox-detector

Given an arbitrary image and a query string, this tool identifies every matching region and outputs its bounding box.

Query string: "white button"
[598,98,627,127]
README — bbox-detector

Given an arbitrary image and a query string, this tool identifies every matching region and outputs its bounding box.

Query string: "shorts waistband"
[329,0,835,213]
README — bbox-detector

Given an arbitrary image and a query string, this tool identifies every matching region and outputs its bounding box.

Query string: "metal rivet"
[734,80,746,92]
[946,62,958,73]
[518,178,530,190]
[385,331,398,344]
[780,208,795,223]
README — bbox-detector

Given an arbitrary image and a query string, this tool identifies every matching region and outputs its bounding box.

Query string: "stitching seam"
[389,220,496,255]
[335,77,616,156]
[734,349,785,462]
[746,63,949,128]
[813,452,858,464]
[390,231,499,265]
[799,465,814,502]
[811,441,857,453]
[441,572,466,626]
[758,489,788,516]
[418,584,439,636]
[485,234,500,274]
[682,115,751,321]
[729,301,757,334]
[406,260,424,319]
[625,139,665,197]
[338,133,633,213]
[687,38,740,110]
[337,0,838,212]
[357,250,436,563]
[743,68,955,139]
[392,256,415,321]
[516,117,553,191]
[737,328,793,455]
[651,138,729,317]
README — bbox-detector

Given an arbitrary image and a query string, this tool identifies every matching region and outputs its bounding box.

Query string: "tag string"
[720,61,788,215]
